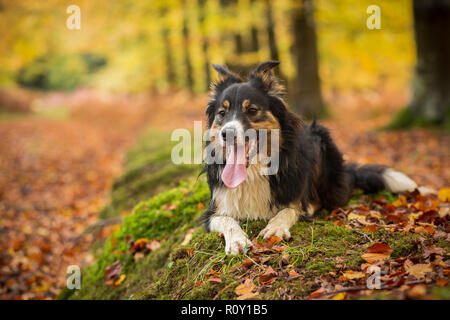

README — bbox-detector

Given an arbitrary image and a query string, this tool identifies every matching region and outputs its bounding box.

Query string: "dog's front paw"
[259,223,291,240]
[225,231,252,255]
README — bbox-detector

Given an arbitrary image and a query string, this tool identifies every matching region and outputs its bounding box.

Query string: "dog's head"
[206,61,288,188]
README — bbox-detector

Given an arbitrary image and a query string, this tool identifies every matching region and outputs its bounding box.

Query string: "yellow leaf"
[333,292,346,300]
[114,274,126,286]
[438,188,450,202]
[406,264,432,279]
[348,212,366,222]
[342,271,366,280]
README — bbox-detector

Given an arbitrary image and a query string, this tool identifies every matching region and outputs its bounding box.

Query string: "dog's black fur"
[202,61,411,233]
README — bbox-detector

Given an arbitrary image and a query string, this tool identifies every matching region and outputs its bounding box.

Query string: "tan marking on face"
[242,99,250,109]
[249,111,280,131]
[248,111,283,155]
[223,100,230,110]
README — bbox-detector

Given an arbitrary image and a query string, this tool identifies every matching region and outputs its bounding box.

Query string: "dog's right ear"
[210,64,242,96]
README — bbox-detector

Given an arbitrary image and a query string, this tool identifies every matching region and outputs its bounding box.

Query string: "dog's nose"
[221,128,236,142]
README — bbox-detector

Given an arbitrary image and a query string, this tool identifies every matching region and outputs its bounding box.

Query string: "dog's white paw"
[259,223,291,240]
[225,231,252,255]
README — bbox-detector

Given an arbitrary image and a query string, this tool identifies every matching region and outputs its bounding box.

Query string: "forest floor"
[0,88,448,299]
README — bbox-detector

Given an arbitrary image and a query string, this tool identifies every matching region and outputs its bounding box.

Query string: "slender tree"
[407,0,450,126]
[161,6,175,86]
[181,0,194,90]
[198,0,212,92]
[288,0,324,118]
[265,0,279,62]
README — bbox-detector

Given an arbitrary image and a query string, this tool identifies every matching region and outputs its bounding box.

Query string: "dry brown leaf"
[367,243,393,254]
[259,266,277,285]
[406,264,432,279]
[207,277,222,283]
[341,270,366,280]
[308,287,326,298]
[235,278,258,300]
[361,253,390,263]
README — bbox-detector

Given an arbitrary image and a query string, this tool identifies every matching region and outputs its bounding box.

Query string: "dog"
[202,61,417,255]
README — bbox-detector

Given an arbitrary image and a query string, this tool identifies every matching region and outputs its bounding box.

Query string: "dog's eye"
[247,107,258,115]
[218,110,226,117]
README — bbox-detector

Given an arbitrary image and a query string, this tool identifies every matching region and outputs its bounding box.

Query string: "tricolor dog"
[202,61,417,255]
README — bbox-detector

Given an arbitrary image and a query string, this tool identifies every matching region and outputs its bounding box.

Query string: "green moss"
[100,129,199,220]
[432,286,450,300]
[386,107,450,131]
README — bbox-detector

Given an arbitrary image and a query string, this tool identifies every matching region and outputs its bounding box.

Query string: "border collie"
[202,61,417,255]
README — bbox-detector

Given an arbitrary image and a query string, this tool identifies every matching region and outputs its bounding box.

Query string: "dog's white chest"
[213,165,276,221]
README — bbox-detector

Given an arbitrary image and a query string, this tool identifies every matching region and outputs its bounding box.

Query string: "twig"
[350,229,373,242]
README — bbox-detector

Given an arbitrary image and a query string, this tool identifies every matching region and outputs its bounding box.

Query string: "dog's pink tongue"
[221,145,247,188]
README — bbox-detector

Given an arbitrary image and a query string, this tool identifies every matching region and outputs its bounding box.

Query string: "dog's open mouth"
[221,141,250,188]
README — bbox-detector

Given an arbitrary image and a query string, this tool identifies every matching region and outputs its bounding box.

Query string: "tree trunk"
[288,0,324,118]
[181,0,194,91]
[409,0,450,125]
[265,0,279,62]
[161,7,175,86]
[198,0,211,92]
[265,0,281,79]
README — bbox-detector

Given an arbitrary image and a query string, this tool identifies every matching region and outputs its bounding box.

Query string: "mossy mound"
[100,129,199,220]
[60,178,444,300]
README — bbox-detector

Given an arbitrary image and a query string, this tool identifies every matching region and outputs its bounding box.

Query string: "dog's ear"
[210,64,242,96]
[248,61,285,97]
[206,64,242,127]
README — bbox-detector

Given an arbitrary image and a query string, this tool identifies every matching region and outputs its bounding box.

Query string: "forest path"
[0,89,447,299]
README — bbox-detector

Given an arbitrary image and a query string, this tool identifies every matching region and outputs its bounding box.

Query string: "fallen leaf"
[333,292,346,300]
[348,212,366,222]
[362,225,377,232]
[207,277,222,283]
[308,287,326,298]
[235,278,258,300]
[406,264,432,279]
[207,268,221,276]
[367,243,393,254]
[361,253,390,264]
[341,270,366,280]
[288,269,300,279]
[436,278,448,287]
[113,274,126,287]
[241,257,259,269]
[407,284,426,297]
[259,266,277,285]
[438,188,450,202]
[185,248,195,257]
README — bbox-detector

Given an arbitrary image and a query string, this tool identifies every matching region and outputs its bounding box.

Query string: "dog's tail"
[345,163,417,194]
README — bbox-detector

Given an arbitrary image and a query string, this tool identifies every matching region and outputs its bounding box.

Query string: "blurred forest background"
[1,0,449,124]
[0,0,449,300]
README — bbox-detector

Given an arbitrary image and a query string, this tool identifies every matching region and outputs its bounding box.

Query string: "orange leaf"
[438,188,450,202]
[288,269,300,279]
[235,278,258,300]
[361,253,390,263]
[259,266,277,285]
[207,277,222,283]
[341,270,366,280]
[367,243,392,254]
[308,287,325,298]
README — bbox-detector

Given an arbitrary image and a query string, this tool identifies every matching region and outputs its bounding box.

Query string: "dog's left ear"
[248,61,285,97]
[210,64,243,96]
